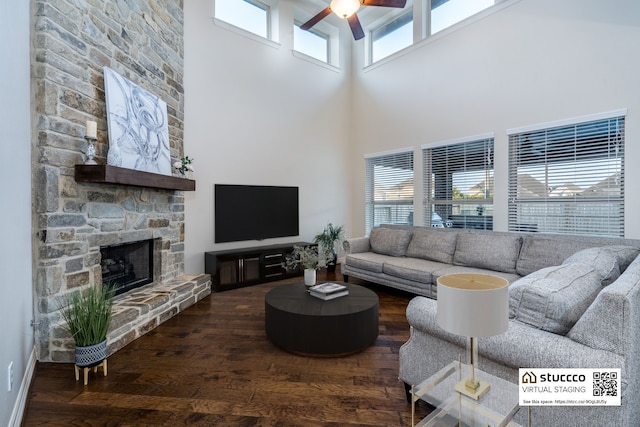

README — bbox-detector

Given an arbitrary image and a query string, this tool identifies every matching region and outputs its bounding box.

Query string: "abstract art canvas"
[104,67,171,175]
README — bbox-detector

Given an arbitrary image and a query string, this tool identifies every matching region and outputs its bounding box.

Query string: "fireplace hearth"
[101,240,154,295]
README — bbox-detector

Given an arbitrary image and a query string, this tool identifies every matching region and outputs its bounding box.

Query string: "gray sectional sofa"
[342,225,640,427]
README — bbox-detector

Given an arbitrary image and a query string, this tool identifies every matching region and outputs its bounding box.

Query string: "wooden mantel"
[75,164,196,191]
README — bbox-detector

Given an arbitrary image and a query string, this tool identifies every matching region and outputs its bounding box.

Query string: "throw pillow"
[453,232,522,274]
[516,237,594,276]
[369,227,413,257]
[509,263,602,335]
[604,245,640,272]
[562,246,640,285]
[405,229,457,264]
[562,247,621,286]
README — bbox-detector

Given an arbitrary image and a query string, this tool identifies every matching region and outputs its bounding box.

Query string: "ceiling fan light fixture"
[330,0,361,19]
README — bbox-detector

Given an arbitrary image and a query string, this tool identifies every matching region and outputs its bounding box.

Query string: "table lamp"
[436,274,509,400]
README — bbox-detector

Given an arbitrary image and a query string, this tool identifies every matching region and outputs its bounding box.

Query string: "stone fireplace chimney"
[32,1,210,363]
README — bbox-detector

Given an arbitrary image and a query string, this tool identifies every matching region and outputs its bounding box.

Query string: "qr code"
[593,371,618,397]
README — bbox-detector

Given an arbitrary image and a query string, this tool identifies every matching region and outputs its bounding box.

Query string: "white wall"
[183,0,353,273]
[0,1,35,425]
[349,0,640,237]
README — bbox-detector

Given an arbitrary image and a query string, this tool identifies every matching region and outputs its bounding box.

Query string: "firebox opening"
[100,239,154,295]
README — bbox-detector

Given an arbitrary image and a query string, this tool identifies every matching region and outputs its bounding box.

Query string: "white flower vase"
[304,268,317,287]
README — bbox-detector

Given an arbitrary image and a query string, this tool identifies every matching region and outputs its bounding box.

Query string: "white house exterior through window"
[507,112,625,237]
[365,150,414,233]
[422,135,494,230]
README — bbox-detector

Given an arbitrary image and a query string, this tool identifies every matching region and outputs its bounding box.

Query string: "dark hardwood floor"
[22,269,432,426]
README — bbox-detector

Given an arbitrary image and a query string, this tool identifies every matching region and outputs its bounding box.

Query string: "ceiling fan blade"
[362,0,407,7]
[300,7,332,30]
[347,14,365,40]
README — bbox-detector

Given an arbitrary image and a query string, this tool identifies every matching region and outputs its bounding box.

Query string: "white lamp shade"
[437,274,509,337]
[330,0,361,18]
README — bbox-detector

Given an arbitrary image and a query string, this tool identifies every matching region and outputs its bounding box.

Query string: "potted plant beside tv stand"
[204,242,315,292]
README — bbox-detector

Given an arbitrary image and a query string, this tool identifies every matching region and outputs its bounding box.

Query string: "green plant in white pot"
[282,245,331,286]
[313,223,345,273]
[59,283,116,368]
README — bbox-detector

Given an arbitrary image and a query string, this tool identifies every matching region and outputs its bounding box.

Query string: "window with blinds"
[365,150,414,233]
[423,136,494,230]
[508,114,625,237]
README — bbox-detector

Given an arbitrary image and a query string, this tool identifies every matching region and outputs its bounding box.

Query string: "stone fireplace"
[31,1,211,363]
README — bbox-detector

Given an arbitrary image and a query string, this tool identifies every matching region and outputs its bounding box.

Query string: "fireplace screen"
[101,240,154,295]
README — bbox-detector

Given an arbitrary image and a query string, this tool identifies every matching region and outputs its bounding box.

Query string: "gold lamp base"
[454,378,491,400]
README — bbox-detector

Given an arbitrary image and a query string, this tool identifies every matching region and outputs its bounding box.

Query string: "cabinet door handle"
[265,263,283,268]
[264,253,283,259]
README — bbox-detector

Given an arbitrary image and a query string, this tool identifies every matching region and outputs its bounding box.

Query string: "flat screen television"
[214,184,299,243]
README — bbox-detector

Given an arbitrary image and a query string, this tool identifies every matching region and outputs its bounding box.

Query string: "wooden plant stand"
[74,359,108,385]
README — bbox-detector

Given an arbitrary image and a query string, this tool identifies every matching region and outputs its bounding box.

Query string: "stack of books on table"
[309,282,349,300]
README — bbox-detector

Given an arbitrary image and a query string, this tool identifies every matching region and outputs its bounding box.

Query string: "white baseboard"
[8,347,36,427]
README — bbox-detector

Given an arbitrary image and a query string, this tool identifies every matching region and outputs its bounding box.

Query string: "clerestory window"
[371,11,413,63]
[294,23,329,64]
[430,0,495,35]
[215,0,270,39]
[368,0,500,65]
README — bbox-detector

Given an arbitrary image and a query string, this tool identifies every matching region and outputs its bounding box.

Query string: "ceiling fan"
[301,0,407,41]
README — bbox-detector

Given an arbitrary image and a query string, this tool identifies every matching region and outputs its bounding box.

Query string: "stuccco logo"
[522,371,586,383]
[540,373,586,382]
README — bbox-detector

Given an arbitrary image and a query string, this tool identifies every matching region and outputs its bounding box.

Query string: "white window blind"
[365,151,414,233]
[423,137,494,230]
[508,115,625,237]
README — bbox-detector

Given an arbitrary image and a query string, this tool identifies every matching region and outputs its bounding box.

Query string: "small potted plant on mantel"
[282,245,332,287]
[59,283,116,383]
[173,155,194,178]
[313,223,345,273]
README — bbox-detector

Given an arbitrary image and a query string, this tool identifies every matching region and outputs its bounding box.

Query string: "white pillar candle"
[86,120,97,138]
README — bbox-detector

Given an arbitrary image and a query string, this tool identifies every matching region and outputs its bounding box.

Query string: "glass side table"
[411,360,527,427]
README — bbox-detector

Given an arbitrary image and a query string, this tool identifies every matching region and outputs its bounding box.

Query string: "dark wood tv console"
[204,242,315,292]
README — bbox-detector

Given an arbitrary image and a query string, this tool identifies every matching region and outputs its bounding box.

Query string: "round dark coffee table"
[265,282,379,357]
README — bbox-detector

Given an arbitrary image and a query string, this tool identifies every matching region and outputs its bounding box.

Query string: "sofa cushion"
[509,263,602,335]
[516,237,595,276]
[369,227,413,257]
[344,252,389,273]
[405,229,457,264]
[453,232,522,274]
[382,257,437,283]
[431,265,521,286]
